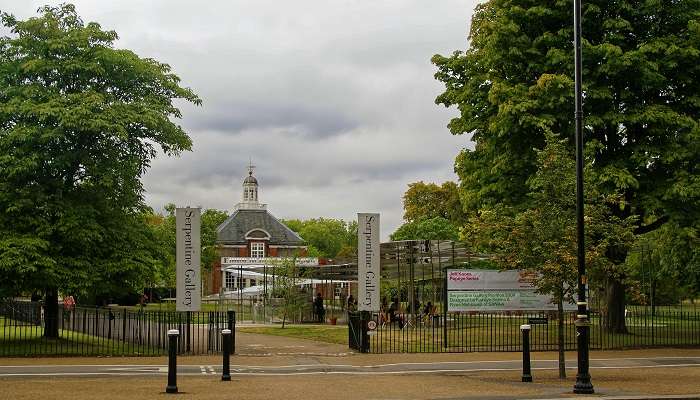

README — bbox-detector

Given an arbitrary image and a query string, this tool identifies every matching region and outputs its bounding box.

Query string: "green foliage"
[282,218,356,258]
[627,222,700,303]
[144,205,229,288]
[391,180,464,242]
[0,5,200,301]
[390,217,459,241]
[433,0,700,232]
[270,257,311,328]
[402,181,466,223]
[433,0,700,330]
[465,135,636,302]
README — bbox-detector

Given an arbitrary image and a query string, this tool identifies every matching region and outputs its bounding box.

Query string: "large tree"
[467,135,635,376]
[402,181,466,224]
[283,218,356,258]
[391,181,464,241]
[390,217,459,241]
[433,0,700,332]
[0,5,200,336]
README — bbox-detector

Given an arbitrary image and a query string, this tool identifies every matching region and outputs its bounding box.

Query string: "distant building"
[209,164,308,295]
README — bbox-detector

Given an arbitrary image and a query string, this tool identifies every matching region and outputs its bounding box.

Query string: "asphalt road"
[1,356,699,378]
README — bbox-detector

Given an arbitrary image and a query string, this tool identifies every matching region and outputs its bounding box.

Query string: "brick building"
[209,164,309,295]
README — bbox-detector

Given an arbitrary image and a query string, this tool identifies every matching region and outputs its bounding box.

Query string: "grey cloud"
[184,102,358,138]
[1,0,479,238]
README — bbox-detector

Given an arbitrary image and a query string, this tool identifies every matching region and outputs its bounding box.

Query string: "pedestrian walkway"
[2,341,700,399]
[235,330,350,357]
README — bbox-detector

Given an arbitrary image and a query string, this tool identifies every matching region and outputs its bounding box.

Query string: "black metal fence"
[0,301,235,356]
[349,309,700,353]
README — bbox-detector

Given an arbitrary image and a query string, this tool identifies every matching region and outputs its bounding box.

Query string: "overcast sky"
[2,0,479,239]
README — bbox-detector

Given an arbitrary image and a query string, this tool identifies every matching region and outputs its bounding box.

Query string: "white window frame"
[225,271,236,290]
[251,242,265,258]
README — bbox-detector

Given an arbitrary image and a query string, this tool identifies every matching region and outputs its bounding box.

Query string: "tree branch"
[634,215,669,235]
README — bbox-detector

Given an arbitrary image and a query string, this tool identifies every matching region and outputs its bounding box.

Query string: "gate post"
[360,311,370,353]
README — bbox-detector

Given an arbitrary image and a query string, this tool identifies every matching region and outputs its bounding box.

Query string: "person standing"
[347,294,356,312]
[314,293,325,323]
[63,295,75,311]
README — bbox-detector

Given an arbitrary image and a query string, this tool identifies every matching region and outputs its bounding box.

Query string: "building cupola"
[235,160,266,210]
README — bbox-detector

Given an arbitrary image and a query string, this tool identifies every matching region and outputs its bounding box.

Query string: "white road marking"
[0,356,696,370]
[0,357,698,378]
[0,364,697,378]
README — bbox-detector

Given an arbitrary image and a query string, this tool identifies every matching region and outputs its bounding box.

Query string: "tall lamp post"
[573,0,594,394]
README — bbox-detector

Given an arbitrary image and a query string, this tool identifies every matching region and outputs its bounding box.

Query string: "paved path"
[235,331,351,357]
[1,356,699,378]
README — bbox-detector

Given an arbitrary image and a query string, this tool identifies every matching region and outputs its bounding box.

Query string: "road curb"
[532,395,700,400]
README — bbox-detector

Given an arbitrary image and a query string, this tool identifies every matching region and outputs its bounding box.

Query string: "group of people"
[313,293,360,323]
[379,297,438,329]
[314,292,438,328]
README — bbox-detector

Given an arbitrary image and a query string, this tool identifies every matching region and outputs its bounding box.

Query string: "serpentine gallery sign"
[446,269,576,312]
[176,207,201,312]
[358,213,380,312]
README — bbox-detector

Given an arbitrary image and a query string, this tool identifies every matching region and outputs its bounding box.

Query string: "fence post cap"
[167,329,180,336]
[520,324,531,331]
[221,329,232,335]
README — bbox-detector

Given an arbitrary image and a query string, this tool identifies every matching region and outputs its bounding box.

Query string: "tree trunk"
[557,292,566,379]
[44,288,59,338]
[604,278,628,334]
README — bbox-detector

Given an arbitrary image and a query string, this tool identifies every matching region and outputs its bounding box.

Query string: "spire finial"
[248,157,255,176]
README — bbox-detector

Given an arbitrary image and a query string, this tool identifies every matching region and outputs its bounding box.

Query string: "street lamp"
[573,0,594,394]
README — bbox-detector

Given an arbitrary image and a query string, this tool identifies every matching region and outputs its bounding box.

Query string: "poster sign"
[358,213,380,312]
[447,269,537,290]
[176,207,201,311]
[448,290,566,311]
[446,269,575,312]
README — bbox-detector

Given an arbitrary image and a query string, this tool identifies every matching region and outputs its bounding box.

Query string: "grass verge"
[238,325,348,344]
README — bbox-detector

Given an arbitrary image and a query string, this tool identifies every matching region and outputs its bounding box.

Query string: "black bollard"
[221,329,231,381]
[521,324,532,382]
[227,310,235,354]
[166,329,179,393]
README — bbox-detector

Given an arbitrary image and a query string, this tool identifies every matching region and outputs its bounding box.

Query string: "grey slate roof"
[216,209,304,245]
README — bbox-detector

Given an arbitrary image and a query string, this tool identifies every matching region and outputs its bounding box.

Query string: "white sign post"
[358,213,380,312]
[176,207,201,312]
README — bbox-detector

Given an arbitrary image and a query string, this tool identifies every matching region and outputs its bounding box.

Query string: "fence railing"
[351,309,700,353]
[0,301,235,357]
[197,297,347,325]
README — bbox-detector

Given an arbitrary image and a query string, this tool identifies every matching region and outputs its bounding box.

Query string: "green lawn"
[238,325,348,345]
[0,317,163,356]
[234,310,700,353]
